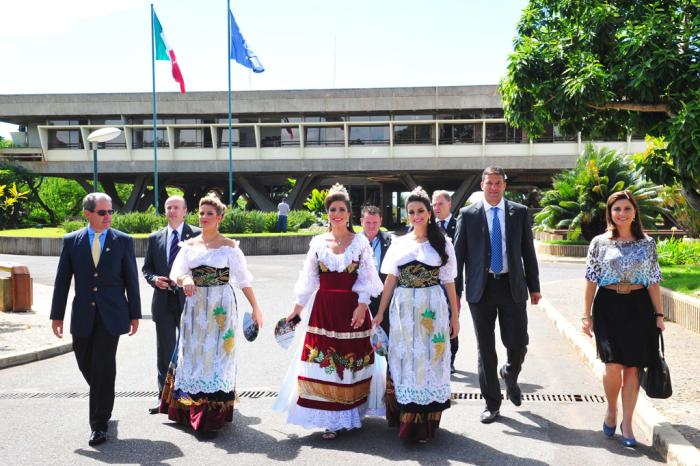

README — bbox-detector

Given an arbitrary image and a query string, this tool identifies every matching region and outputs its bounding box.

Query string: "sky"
[0,0,529,137]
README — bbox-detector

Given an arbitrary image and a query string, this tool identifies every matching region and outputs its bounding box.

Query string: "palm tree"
[536,145,666,241]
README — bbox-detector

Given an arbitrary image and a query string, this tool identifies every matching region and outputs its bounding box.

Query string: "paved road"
[0,255,663,465]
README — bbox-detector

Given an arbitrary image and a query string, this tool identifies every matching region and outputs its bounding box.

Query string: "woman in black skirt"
[582,190,665,448]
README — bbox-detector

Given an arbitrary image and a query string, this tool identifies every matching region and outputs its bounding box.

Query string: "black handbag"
[639,330,672,399]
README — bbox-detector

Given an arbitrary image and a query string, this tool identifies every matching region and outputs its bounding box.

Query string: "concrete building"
[0,85,646,222]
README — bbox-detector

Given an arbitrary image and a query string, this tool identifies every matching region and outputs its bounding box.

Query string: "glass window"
[47,119,84,126]
[394,124,434,145]
[48,129,83,149]
[175,128,212,148]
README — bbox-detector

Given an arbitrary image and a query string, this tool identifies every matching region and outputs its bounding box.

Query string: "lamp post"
[87,127,122,192]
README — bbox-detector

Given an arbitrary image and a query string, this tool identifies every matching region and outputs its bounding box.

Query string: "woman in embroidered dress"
[274,184,383,440]
[160,195,264,434]
[582,190,664,448]
[372,187,459,443]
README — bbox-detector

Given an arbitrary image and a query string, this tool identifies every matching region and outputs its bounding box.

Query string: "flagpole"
[227,0,233,207]
[150,4,159,212]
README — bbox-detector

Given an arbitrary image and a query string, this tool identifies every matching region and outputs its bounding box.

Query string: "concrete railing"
[661,287,700,334]
[0,234,313,257]
[537,242,588,257]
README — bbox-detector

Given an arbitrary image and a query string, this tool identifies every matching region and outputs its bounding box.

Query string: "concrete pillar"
[237,176,275,211]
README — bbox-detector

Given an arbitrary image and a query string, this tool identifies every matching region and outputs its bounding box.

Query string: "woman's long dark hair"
[606,190,645,240]
[406,188,448,265]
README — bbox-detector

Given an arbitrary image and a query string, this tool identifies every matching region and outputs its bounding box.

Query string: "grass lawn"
[660,265,700,298]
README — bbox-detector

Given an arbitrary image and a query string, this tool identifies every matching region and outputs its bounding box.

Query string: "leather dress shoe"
[480,408,500,424]
[500,366,522,407]
[148,405,160,415]
[88,430,107,446]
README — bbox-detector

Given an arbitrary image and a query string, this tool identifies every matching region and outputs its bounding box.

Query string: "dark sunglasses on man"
[91,209,115,216]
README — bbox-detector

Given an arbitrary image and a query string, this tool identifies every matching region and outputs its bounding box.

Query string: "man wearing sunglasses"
[50,192,141,446]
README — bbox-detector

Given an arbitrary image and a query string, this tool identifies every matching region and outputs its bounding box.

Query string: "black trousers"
[72,312,120,432]
[443,285,459,366]
[468,277,528,411]
[155,292,182,394]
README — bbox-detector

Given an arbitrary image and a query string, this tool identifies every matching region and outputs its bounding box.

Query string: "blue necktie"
[490,207,502,273]
[168,230,179,268]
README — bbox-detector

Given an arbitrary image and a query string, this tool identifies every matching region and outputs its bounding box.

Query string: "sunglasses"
[92,209,115,216]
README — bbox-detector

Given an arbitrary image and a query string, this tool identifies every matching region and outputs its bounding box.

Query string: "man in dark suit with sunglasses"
[51,193,141,446]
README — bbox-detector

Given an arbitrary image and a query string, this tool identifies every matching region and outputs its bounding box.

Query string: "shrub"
[61,219,84,233]
[656,239,700,266]
[110,211,166,234]
[288,210,316,229]
[535,145,666,240]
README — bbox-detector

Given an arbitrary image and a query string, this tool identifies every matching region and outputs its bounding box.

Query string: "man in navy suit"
[142,195,200,413]
[454,167,541,424]
[432,190,459,373]
[50,193,141,446]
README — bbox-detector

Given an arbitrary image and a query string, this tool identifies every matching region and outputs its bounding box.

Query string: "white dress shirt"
[484,198,509,273]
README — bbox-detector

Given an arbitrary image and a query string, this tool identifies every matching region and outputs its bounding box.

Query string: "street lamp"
[87,127,122,192]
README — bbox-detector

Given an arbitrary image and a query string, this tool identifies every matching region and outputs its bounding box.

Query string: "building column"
[236,176,275,211]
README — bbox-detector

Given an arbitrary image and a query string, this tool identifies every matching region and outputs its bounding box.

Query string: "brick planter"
[536,242,589,258]
[661,287,700,334]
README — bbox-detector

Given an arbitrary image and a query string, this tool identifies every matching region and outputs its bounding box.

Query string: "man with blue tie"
[50,193,141,446]
[142,195,200,414]
[454,166,541,424]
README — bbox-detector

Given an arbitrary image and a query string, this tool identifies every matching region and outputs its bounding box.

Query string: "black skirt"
[592,287,658,368]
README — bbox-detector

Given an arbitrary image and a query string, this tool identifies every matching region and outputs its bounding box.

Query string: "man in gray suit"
[142,195,200,413]
[454,166,541,424]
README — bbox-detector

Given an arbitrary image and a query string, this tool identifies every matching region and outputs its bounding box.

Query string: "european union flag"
[229,11,264,73]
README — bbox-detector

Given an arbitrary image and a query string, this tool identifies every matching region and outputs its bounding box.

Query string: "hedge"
[62,209,317,235]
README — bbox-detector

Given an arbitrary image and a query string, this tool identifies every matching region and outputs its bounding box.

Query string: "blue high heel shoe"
[602,422,616,438]
[620,423,637,447]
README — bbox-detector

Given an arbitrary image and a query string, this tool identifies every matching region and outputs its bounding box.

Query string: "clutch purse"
[243,312,259,342]
[370,325,389,357]
[274,315,301,350]
[639,330,672,399]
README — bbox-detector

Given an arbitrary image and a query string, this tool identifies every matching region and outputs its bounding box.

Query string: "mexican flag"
[153,11,185,93]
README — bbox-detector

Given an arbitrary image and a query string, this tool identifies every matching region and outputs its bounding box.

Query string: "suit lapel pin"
[105,247,110,252]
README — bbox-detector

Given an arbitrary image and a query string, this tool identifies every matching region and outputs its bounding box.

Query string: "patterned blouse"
[584,234,661,287]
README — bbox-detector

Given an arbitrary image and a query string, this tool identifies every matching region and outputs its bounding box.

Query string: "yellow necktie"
[92,232,102,267]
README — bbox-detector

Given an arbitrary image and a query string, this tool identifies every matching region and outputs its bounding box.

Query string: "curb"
[0,340,73,370]
[538,298,700,465]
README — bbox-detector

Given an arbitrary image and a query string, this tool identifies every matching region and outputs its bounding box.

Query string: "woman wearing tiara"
[372,187,459,443]
[274,184,383,440]
[161,195,264,434]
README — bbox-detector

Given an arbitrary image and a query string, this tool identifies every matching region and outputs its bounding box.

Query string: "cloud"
[1,0,144,38]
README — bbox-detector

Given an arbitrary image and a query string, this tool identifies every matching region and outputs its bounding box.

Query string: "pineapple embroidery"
[432,333,446,362]
[222,328,235,354]
[420,309,436,333]
[213,306,227,331]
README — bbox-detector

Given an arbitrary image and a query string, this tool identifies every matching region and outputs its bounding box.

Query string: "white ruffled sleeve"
[439,238,457,284]
[380,241,400,277]
[227,244,253,288]
[293,236,321,307]
[169,243,191,282]
[352,235,384,304]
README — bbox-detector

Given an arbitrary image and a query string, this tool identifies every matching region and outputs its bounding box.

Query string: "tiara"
[328,183,349,199]
[410,186,429,199]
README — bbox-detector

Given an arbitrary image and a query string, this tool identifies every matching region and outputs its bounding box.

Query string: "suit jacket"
[373,230,393,281]
[439,216,457,241]
[142,223,201,322]
[454,199,540,304]
[50,227,142,338]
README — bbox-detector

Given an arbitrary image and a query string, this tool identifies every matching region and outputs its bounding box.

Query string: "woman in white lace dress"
[274,184,383,440]
[161,195,264,434]
[372,187,459,443]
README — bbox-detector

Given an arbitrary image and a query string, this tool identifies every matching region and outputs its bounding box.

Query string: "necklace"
[330,233,350,246]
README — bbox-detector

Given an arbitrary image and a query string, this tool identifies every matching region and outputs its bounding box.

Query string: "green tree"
[0,136,13,149]
[535,145,665,240]
[501,1,700,209]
